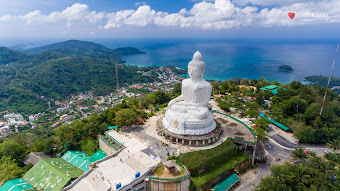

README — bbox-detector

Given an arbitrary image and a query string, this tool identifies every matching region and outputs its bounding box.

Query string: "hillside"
[305,75,340,93]
[0,47,29,64]
[0,41,173,114]
[23,40,145,63]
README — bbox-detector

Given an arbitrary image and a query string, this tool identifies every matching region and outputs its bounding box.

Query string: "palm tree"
[270,165,286,181]
[287,164,311,191]
[326,139,340,153]
[319,161,334,175]
[311,173,335,190]
[291,147,308,163]
[256,176,287,191]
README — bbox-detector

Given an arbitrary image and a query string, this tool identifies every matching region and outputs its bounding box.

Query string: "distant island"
[278,65,294,72]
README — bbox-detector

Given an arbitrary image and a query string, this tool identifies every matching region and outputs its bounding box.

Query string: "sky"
[0,0,340,40]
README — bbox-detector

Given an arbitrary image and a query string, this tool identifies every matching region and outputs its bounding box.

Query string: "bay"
[99,38,339,83]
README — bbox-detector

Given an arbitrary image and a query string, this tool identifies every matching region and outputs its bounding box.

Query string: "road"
[234,125,330,190]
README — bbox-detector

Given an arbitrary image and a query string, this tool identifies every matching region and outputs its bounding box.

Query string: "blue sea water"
[2,38,338,83]
[97,38,339,83]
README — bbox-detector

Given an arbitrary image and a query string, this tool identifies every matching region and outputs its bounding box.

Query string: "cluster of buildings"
[0,113,28,138]
[0,129,164,191]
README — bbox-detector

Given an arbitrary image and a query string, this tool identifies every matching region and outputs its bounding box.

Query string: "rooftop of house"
[23,152,51,166]
[23,158,84,191]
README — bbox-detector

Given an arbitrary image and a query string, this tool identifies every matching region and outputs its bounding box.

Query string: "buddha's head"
[188,51,205,79]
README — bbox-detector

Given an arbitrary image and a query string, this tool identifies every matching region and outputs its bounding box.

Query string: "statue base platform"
[156,117,222,147]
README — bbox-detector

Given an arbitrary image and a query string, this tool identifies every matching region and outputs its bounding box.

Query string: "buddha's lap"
[170,104,209,115]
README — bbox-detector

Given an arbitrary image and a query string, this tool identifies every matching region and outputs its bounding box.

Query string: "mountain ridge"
[0,40,161,114]
[23,40,145,63]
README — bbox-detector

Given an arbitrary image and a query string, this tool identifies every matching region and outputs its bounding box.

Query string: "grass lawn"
[190,152,249,189]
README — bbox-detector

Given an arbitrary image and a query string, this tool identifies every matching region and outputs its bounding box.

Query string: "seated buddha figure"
[162,51,216,135]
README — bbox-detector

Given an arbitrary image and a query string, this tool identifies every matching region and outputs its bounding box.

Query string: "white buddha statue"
[162,51,216,135]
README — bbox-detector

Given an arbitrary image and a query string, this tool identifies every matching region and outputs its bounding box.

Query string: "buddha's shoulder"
[182,78,191,84]
[183,79,211,86]
[201,80,212,87]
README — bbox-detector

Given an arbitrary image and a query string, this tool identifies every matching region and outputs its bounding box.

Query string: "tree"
[263,90,272,100]
[258,152,337,191]
[227,77,234,85]
[245,102,259,110]
[290,81,303,90]
[271,165,286,181]
[282,97,308,116]
[154,91,170,105]
[228,84,239,92]
[218,101,231,112]
[255,118,270,130]
[80,137,98,156]
[142,94,156,107]
[219,86,226,95]
[172,83,181,97]
[0,141,27,163]
[253,126,268,142]
[313,116,323,128]
[211,81,219,94]
[115,109,138,127]
[242,78,249,86]
[0,157,24,182]
[255,92,265,106]
[304,103,321,125]
[257,176,287,191]
[326,139,340,153]
[291,147,308,163]
[244,110,258,118]
[287,163,311,190]
[138,101,142,109]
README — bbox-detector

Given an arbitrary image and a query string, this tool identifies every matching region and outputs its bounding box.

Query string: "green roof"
[107,125,118,130]
[62,150,107,171]
[212,173,239,191]
[260,85,279,95]
[23,158,84,191]
[62,151,92,171]
[259,113,289,131]
[91,150,106,161]
[0,178,34,191]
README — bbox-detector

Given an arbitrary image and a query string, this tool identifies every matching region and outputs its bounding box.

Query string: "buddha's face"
[188,66,202,79]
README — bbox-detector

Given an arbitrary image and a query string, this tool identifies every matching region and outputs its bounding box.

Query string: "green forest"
[0,40,162,114]
[214,78,340,144]
[306,75,340,93]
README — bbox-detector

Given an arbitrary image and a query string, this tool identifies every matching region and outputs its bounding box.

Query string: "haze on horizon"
[0,0,339,41]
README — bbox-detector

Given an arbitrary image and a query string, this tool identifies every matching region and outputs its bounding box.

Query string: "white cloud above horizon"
[0,0,339,37]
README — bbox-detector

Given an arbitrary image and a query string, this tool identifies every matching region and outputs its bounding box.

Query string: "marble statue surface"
[162,51,216,135]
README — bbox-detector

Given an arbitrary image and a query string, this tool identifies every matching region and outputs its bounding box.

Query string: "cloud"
[0,0,339,31]
[3,3,105,25]
[231,0,320,6]
[135,2,147,6]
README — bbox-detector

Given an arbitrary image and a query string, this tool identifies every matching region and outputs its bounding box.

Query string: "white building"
[29,116,35,122]
[57,107,69,113]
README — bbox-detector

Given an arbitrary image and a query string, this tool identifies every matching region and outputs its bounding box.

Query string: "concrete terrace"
[67,130,159,191]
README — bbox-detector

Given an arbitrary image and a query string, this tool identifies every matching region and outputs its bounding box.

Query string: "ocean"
[98,38,339,84]
[2,38,338,83]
